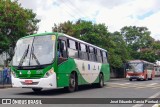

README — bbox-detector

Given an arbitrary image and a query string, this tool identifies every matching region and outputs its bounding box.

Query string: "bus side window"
[68,39,78,58]
[102,51,108,63]
[96,49,102,63]
[79,43,88,60]
[144,64,148,70]
[89,46,96,61]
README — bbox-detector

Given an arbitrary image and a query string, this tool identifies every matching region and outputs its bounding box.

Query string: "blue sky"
[137,11,155,20]
[18,0,160,40]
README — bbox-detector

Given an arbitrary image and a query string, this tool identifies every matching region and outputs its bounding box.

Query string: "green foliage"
[120,26,159,62]
[52,20,130,68]
[0,0,40,60]
[53,21,160,68]
[109,31,130,68]
[121,26,154,50]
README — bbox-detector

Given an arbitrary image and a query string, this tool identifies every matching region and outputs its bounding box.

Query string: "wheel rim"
[100,74,104,86]
[70,75,75,88]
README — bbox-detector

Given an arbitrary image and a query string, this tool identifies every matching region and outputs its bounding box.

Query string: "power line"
[67,0,89,17]
[59,0,86,19]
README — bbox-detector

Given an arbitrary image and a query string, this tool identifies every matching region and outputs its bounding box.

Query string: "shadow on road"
[14,84,105,96]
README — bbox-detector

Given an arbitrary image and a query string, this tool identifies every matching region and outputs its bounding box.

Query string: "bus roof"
[19,32,107,52]
[128,60,155,65]
[63,34,107,52]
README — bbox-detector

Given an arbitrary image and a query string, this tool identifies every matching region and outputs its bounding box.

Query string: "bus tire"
[144,75,148,81]
[68,72,77,92]
[98,73,104,88]
[149,74,152,80]
[129,79,132,81]
[32,88,42,92]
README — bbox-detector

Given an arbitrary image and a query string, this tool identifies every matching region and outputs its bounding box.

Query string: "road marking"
[106,82,159,89]
[135,87,146,89]
[105,85,129,88]
[152,87,160,89]
[132,91,160,107]
[148,83,158,85]
[152,104,160,107]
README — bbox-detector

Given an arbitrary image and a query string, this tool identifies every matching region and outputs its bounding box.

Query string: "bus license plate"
[25,80,33,84]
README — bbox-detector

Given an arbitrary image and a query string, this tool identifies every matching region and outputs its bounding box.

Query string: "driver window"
[61,40,67,58]
[57,39,67,64]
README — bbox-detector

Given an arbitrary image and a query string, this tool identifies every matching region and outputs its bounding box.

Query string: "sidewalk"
[0,84,12,89]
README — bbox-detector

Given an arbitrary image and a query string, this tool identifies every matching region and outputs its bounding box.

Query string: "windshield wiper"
[18,44,30,67]
[31,45,41,66]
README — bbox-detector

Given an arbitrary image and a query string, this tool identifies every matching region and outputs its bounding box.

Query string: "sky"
[18,0,160,40]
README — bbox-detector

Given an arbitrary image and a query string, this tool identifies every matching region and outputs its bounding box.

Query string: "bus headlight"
[11,71,17,78]
[44,68,54,78]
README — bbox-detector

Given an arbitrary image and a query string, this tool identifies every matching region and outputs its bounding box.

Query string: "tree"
[109,31,130,68]
[121,26,154,51]
[52,20,129,69]
[0,0,40,61]
[120,26,157,62]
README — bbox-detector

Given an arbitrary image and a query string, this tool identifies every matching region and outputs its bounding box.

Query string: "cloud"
[138,11,160,40]
[17,0,160,40]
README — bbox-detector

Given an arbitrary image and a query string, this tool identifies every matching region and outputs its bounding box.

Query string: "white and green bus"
[11,32,110,92]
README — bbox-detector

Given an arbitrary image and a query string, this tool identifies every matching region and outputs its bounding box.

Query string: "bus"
[11,32,110,92]
[154,65,160,77]
[126,60,155,81]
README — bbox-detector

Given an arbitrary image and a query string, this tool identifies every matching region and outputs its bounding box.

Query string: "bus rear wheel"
[67,72,78,92]
[32,88,42,92]
[98,73,104,88]
[143,75,148,81]
[148,74,152,80]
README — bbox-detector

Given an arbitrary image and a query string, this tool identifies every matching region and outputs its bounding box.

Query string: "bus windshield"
[12,35,55,66]
[126,63,143,73]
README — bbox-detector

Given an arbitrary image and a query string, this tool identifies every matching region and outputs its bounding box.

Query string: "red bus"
[126,60,155,81]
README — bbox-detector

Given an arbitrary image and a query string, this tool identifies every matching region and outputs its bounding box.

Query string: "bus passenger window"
[89,46,96,61]
[102,51,108,63]
[68,39,78,58]
[79,43,88,60]
[96,49,102,63]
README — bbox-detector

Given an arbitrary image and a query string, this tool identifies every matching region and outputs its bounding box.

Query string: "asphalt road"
[0,77,160,107]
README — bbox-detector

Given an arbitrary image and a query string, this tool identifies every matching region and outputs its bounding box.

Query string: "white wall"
[0,52,9,66]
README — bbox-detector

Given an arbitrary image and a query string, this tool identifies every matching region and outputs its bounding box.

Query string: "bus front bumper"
[126,75,144,79]
[11,73,57,89]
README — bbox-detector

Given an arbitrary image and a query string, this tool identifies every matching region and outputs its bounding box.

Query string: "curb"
[0,85,12,89]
